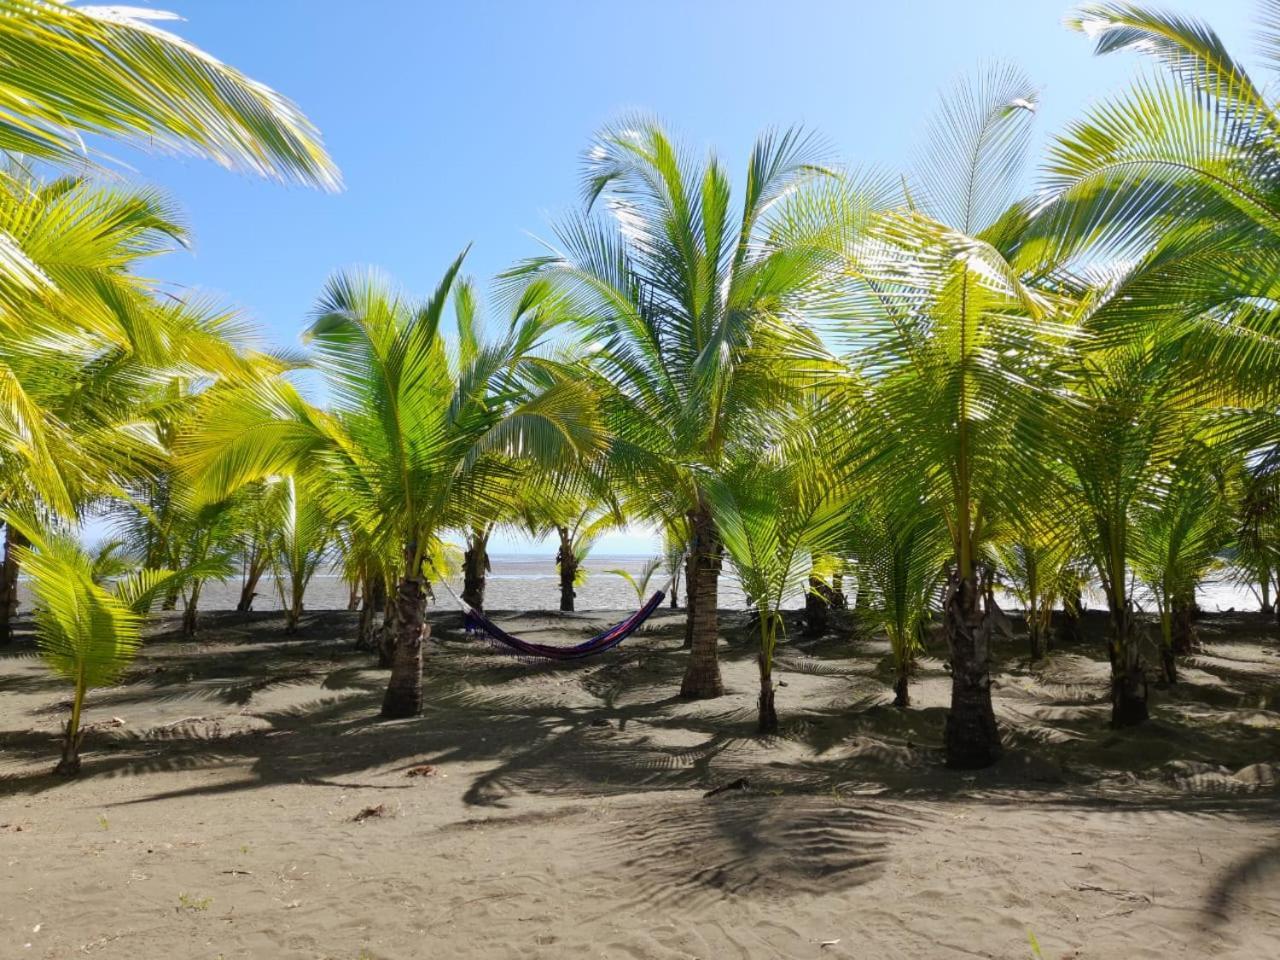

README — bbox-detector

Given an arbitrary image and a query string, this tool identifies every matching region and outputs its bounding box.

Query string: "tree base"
[680,664,724,699]
[1161,647,1178,686]
[54,753,81,777]
[893,674,910,709]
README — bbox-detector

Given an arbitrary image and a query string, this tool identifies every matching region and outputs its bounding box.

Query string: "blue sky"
[115,0,1257,554]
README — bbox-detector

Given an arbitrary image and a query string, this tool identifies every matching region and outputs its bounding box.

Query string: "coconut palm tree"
[0,3,336,298]
[1055,335,1191,723]
[836,67,1079,767]
[708,445,846,734]
[6,512,209,775]
[268,474,334,633]
[848,499,951,708]
[509,118,849,698]
[1132,440,1234,683]
[182,256,604,717]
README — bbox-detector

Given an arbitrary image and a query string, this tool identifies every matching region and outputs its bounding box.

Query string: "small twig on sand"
[1073,883,1152,903]
[703,777,749,799]
[352,804,390,822]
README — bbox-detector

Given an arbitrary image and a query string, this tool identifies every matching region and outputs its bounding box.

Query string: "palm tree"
[837,67,1078,767]
[1056,336,1188,723]
[0,2,338,180]
[268,475,334,633]
[708,446,845,734]
[6,513,202,775]
[182,257,604,717]
[1132,440,1233,683]
[995,510,1085,661]
[848,499,951,708]
[510,119,847,698]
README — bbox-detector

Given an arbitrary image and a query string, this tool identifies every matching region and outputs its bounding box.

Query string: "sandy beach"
[2,599,1278,959]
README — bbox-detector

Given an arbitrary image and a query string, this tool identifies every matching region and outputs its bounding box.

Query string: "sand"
[2,601,1279,959]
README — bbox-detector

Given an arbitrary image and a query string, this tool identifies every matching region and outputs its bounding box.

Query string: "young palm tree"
[509,119,848,698]
[268,474,334,633]
[708,447,846,734]
[1056,336,1189,723]
[995,511,1085,661]
[848,500,951,707]
[837,67,1078,767]
[182,257,604,717]
[7,514,203,775]
[1132,441,1233,683]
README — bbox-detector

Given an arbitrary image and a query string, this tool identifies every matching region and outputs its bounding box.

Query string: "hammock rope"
[438,563,678,661]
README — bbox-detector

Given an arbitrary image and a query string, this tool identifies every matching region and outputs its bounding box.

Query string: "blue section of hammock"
[464,590,665,660]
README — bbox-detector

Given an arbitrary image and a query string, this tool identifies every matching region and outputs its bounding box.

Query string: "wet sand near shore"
[2,605,1278,959]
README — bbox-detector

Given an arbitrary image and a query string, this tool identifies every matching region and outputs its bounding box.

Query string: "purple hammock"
[462,590,666,661]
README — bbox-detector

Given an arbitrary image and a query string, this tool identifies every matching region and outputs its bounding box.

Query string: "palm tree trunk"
[181,581,203,637]
[893,668,911,708]
[681,548,698,649]
[1171,596,1197,654]
[382,572,428,718]
[236,541,266,612]
[55,668,87,777]
[680,503,724,699]
[461,538,489,610]
[669,568,679,608]
[347,578,361,612]
[757,652,778,734]
[377,587,396,667]
[804,576,831,637]
[556,527,576,612]
[942,569,1002,768]
[1260,568,1273,615]
[357,576,386,649]
[0,524,27,643]
[1108,601,1149,726]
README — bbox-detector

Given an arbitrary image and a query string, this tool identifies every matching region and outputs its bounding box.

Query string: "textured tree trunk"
[377,587,396,668]
[347,578,361,612]
[1108,602,1149,726]
[1171,597,1197,654]
[893,670,910,709]
[1260,571,1273,615]
[943,569,1002,768]
[54,678,87,777]
[461,536,489,611]
[556,527,576,612]
[236,544,267,612]
[757,652,778,735]
[285,583,302,634]
[357,576,386,649]
[669,567,680,608]
[382,572,428,718]
[1027,621,1045,661]
[680,503,724,699]
[682,547,698,649]
[181,582,203,637]
[803,576,832,637]
[0,525,27,643]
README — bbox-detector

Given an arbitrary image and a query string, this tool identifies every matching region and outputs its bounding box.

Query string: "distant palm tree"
[183,256,604,717]
[510,118,848,698]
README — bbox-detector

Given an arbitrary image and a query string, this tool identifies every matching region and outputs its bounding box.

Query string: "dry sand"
[2,602,1279,959]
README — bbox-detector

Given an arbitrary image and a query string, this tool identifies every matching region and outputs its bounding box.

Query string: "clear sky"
[115,0,1258,554]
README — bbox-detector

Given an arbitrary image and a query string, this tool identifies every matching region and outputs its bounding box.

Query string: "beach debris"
[703,777,749,798]
[406,764,437,778]
[1072,882,1151,903]
[352,804,390,822]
